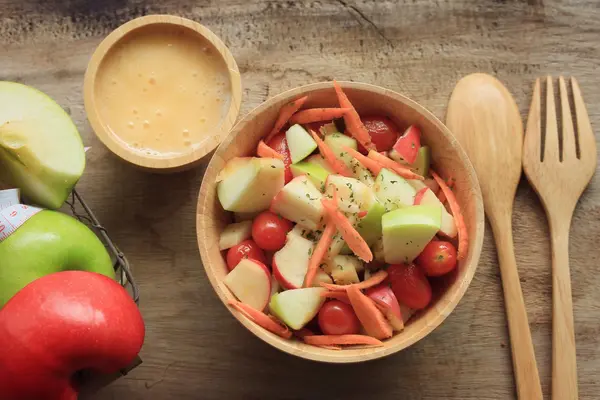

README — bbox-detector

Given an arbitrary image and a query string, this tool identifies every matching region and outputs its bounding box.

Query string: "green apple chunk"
[324,133,357,169]
[306,154,334,173]
[286,124,317,164]
[269,287,326,330]
[0,210,114,306]
[374,168,416,212]
[270,175,324,229]
[0,82,85,209]
[219,221,253,250]
[325,175,373,214]
[355,195,386,246]
[323,255,363,285]
[382,205,442,264]
[217,157,284,213]
[390,146,431,177]
[350,158,375,187]
[290,161,330,191]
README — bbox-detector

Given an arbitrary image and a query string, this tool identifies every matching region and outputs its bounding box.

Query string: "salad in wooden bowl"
[198,81,484,363]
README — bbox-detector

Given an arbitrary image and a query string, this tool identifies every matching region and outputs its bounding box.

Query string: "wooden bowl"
[197,82,484,363]
[84,15,242,172]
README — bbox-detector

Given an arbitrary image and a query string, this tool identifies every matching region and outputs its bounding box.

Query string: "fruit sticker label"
[0,204,43,242]
[0,189,20,210]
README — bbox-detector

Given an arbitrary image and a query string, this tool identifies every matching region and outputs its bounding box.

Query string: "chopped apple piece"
[325,175,372,214]
[270,175,324,229]
[224,259,272,311]
[312,269,333,287]
[382,205,442,264]
[350,158,375,186]
[290,160,330,190]
[272,231,314,289]
[219,221,253,250]
[217,157,284,213]
[366,284,404,331]
[306,154,334,173]
[373,168,416,211]
[414,188,457,238]
[323,255,363,285]
[324,133,357,169]
[269,287,326,330]
[286,124,317,163]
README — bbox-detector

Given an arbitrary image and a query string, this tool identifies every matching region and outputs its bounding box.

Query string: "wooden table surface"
[2,0,599,398]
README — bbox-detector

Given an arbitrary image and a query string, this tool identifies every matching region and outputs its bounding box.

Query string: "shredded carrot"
[321,197,373,262]
[289,108,350,125]
[332,81,375,151]
[346,286,393,340]
[256,140,284,160]
[372,299,405,332]
[431,170,468,260]
[368,150,424,181]
[294,328,315,339]
[303,334,384,347]
[320,270,388,292]
[342,146,382,175]
[265,95,309,143]
[320,291,351,304]
[309,129,353,177]
[228,300,292,339]
[304,221,337,288]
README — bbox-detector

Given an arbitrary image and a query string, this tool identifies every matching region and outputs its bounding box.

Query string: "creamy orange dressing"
[95,25,231,157]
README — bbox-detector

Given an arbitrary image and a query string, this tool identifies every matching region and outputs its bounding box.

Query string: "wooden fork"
[523,76,597,400]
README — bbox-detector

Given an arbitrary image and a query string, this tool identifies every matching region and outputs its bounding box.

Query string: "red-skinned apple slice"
[224,258,272,311]
[365,284,404,331]
[413,187,457,238]
[272,231,314,289]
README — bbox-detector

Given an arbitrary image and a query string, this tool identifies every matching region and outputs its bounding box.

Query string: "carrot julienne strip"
[346,285,393,340]
[332,81,375,151]
[303,334,384,347]
[228,300,292,339]
[431,170,468,260]
[265,95,309,143]
[289,108,351,124]
[309,129,353,177]
[320,291,351,304]
[320,270,388,292]
[342,146,382,175]
[256,140,284,160]
[367,150,424,180]
[304,221,337,288]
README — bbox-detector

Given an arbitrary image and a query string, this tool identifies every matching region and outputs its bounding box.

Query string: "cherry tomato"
[266,133,293,183]
[226,239,267,271]
[362,116,400,152]
[251,211,293,251]
[318,300,361,335]
[416,240,458,277]
[387,263,432,310]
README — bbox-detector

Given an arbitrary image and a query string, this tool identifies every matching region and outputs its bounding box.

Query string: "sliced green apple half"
[374,168,416,212]
[270,175,324,229]
[217,157,285,213]
[290,161,330,191]
[286,124,317,164]
[382,205,442,264]
[269,287,326,330]
[0,82,85,209]
[414,187,457,238]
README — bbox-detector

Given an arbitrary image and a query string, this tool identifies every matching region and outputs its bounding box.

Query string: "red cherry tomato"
[318,300,361,335]
[251,211,293,251]
[266,133,293,183]
[387,263,432,310]
[226,239,267,271]
[416,240,458,277]
[362,116,400,152]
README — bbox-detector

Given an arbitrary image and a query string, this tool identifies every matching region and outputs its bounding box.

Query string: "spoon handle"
[490,213,543,400]
[549,213,578,400]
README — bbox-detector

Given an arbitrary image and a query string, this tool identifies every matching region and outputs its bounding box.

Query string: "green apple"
[218,220,253,250]
[290,161,330,191]
[0,210,115,306]
[372,236,386,263]
[217,157,284,213]
[306,154,334,173]
[269,287,326,330]
[325,175,373,213]
[355,193,386,247]
[324,133,357,169]
[0,82,85,210]
[350,158,375,187]
[323,255,363,285]
[374,168,416,211]
[414,187,457,238]
[390,146,431,177]
[286,124,317,164]
[270,175,324,229]
[382,205,442,264]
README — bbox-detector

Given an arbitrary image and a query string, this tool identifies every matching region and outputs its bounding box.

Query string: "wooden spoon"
[446,73,543,399]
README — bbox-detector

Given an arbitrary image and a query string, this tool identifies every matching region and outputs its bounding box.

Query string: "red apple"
[0,271,145,400]
[272,232,313,289]
[365,284,404,331]
[224,258,272,311]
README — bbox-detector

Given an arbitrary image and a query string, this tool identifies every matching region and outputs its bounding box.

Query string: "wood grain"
[523,77,598,400]
[197,81,484,363]
[0,0,599,399]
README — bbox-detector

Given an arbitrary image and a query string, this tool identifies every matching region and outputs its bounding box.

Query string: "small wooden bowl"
[197,82,485,363]
[84,15,242,172]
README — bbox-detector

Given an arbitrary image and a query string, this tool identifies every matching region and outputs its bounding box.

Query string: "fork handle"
[550,215,578,400]
[490,213,543,400]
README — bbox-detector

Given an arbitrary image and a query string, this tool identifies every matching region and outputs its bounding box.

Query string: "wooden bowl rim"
[197,81,484,363]
[83,15,242,171]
